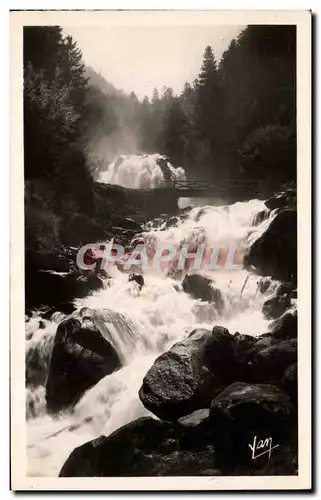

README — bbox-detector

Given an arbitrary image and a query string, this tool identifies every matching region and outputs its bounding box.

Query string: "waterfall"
[25,155,280,477]
[100,153,186,189]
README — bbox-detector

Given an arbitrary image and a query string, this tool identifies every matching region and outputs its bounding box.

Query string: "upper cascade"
[100,154,186,189]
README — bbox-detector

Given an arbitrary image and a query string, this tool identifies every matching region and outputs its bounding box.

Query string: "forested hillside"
[24,24,296,256]
[138,25,296,185]
[82,24,296,187]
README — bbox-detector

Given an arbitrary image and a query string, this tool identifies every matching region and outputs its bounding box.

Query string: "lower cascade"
[25,194,296,477]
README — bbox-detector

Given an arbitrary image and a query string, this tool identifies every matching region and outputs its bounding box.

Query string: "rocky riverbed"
[26,186,298,477]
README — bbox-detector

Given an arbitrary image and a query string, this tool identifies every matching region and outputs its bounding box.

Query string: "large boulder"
[182,274,224,313]
[247,310,297,366]
[210,382,294,469]
[262,281,296,320]
[262,295,291,320]
[244,209,297,283]
[249,338,297,384]
[46,309,121,413]
[265,193,288,210]
[59,417,218,477]
[265,188,296,211]
[139,328,215,421]
[269,310,297,341]
[139,326,256,421]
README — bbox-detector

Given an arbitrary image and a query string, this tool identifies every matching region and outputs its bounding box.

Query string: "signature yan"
[248,436,279,460]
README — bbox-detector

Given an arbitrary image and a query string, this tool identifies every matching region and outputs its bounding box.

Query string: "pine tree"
[218,25,296,181]
[23,26,93,213]
[151,87,160,106]
[158,98,188,166]
[198,46,217,88]
[194,46,223,179]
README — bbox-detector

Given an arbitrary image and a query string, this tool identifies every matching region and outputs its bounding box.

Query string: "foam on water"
[100,153,186,189]
[26,160,280,477]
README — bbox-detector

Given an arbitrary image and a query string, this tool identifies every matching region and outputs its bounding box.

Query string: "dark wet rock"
[156,156,173,181]
[269,310,297,341]
[59,417,217,477]
[128,273,145,290]
[177,409,213,450]
[177,408,210,428]
[262,295,291,320]
[250,339,297,384]
[165,216,180,229]
[182,274,224,313]
[139,326,256,421]
[233,332,257,362]
[139,328,216,421]
[202,326,239,379]
[25,269,104,314]
[233,442,298,476]
[282,363,298,402]
[277,281,296,297]
[244,209,297,283]
[122,217,141,230]
[210,382,294,469]
[231,333,258,380]
[265,193,288,210]
[249,333,278,354]
[262,280,296,320]
[257,277,272,294]
[265,188,296,211]
[46,310,121,414]
[26,248,72,273]
[60,379,297,477]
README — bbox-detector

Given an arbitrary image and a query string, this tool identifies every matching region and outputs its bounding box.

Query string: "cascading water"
[100,153,186,189]
[26,155,281,477]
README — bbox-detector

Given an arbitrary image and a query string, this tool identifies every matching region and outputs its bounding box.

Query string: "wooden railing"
[159,180,259,191]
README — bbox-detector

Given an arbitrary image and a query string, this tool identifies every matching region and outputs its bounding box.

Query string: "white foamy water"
[26,164,280,477]
[100,153,186,188]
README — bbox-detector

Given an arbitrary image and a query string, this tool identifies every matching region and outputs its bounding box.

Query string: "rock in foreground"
[59,417,217,477]
[210,382,294,469]
[139,326,255,421]
[46,309,121,413]
[244,209,297,283]
[250,339,297,384]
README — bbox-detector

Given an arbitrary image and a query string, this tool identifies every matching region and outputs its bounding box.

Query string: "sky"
[64,25,245,100]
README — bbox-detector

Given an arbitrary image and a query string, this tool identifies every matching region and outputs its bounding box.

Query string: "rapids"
[26,155,280,477]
